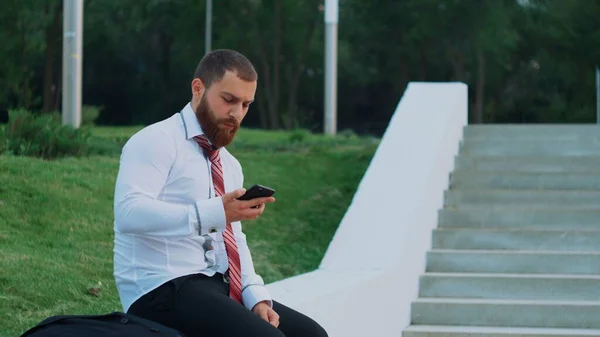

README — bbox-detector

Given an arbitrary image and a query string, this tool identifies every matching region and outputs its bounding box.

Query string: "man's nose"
[230,104,244,118]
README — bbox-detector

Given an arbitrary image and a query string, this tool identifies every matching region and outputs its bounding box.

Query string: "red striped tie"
[194,135,243,304]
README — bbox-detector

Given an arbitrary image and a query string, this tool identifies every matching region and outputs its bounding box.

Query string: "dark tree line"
[1,0,599,136]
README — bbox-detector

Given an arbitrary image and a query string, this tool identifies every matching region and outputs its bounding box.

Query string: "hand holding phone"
[238,184,276,209]
[221,185,276,223]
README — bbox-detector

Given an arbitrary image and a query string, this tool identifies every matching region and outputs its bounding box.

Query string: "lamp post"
[62,0,84,128]
[205,0,212,54]
[324,0,338,135]
[596,66,600,124]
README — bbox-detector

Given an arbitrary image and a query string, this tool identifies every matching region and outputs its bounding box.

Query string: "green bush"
[3,109,94,159]
[51,105,102,126]
[288,128,312,143]
[0,124,6,154]
[81,105,102,126]
[338,128,358,140]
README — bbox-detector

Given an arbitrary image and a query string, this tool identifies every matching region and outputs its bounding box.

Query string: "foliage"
[3,109,93,159]
[50,105,103,126]
[81,105,103,126]
[0,124,6,154]
[0,0,599,131]
[2,109,119,159]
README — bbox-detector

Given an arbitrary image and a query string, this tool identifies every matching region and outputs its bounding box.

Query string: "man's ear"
[191,78,205,98]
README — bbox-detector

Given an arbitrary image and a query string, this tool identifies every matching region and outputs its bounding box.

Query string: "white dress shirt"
[113,103,271,313]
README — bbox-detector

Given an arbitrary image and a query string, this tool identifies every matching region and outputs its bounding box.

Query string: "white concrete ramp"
[267,82,468,337]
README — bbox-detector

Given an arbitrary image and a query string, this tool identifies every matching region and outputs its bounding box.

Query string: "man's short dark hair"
[193,49,258,88]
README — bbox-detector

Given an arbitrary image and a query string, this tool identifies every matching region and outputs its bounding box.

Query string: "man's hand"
[252,301,279,328]
[222,189,276,223]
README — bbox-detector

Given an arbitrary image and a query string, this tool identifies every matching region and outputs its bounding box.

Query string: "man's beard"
[195,94,240,149]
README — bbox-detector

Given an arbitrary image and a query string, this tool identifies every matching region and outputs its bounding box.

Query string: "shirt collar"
[181,102,205,140]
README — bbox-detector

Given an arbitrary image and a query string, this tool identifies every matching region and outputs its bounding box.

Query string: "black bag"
[19,311,186,337]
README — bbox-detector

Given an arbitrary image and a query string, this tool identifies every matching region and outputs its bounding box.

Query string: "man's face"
[194,70,256,148]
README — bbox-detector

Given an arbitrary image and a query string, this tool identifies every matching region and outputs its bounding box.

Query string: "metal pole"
[62,0,83,128]
[596,67,600,124]
[205,0,212,54]
[324,0,338,135]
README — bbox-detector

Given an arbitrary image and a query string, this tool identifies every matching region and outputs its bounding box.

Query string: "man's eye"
[223,97,233,103]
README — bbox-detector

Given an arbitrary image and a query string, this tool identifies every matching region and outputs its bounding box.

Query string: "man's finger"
[268,311,280,327]
[247,196,275,208]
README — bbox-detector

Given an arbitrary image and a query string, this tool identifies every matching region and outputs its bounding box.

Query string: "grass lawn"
[0,126,377,336]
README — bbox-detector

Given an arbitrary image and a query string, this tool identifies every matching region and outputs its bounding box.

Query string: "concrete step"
[426,250,600,275]
[419,273,600,301]
[411,298,600,329]
[450,171,600,190]
[403,325,600,337]
[444,190,600,209]
[439,208,600,230]
[432,228,600,252]
[460,140,600,156]
[463,124,600,141]
[408,126,600,336]
[454,155,600,173]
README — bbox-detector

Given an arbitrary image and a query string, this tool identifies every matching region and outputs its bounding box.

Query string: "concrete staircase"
[403,125,600,337]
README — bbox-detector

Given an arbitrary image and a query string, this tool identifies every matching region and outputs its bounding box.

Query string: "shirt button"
[209,227,217,233]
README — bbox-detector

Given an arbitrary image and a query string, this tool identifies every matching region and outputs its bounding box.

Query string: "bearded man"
[112,49,328,337]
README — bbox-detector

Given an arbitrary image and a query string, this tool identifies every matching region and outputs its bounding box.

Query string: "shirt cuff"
[242,285,272,311]
[195,197,227,235]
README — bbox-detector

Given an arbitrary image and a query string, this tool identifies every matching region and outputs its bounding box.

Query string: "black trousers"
[128,273,328,337]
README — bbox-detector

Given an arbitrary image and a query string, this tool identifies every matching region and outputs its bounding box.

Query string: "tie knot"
[194,135,219,160]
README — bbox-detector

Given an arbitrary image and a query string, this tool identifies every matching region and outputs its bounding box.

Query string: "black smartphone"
[237,184,276,201]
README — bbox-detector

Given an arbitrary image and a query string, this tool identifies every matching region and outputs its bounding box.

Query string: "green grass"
[91,126,377,153]
[0,126,377,336]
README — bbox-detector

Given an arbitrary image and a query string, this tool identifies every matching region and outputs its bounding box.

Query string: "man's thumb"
[226,188,246,200]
